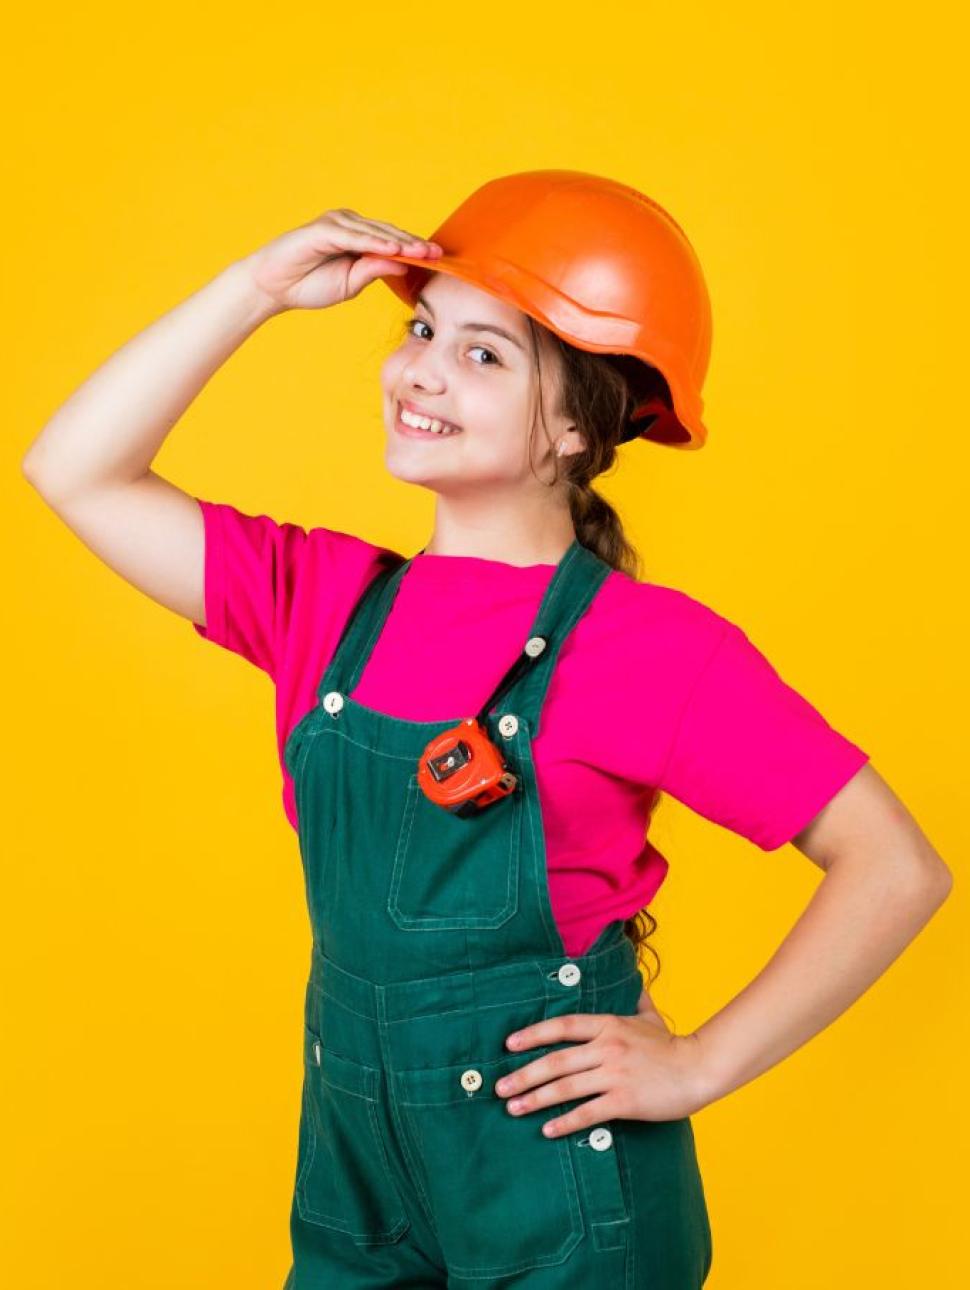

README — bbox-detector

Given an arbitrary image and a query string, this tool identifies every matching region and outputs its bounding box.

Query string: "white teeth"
[400,407,461,435]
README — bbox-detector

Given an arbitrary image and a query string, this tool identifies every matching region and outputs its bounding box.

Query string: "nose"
[402,350,446,394]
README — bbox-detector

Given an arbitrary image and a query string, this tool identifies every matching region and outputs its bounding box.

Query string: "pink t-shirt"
[191,498,869,956]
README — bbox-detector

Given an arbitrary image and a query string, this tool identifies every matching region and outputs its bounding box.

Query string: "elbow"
[897,846,953,914]
[927,857,954,904]
[826,837,954,910]
[22,447,54,493]
[22,448,73,502]
[912,835,954,897]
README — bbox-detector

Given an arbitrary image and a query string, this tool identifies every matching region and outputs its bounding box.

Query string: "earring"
[556,439,568,457]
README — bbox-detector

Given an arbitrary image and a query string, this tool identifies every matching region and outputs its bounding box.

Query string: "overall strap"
[492,539,611,737]
[318,554,409,700]
[318,541,613,736]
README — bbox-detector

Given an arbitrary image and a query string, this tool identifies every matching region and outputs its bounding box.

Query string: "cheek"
[469,418,535,475]
[380,351,407,393]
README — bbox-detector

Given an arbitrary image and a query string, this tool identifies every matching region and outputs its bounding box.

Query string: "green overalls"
[280,538,713,1288]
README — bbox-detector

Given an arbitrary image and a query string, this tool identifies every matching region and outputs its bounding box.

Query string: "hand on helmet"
[237,208,442,315]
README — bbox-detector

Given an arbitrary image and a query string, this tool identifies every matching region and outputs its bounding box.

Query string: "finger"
[318,210,406,250]
[361,216,441,247]
[314,223,408,255]
[352,257,409,277]
[496,1039,602,1101]
[328,210,441,253]
[504,1065,609,1118]
[345,257,409,297]
[505,1012,609,1052]
[342,210,441,247]
[540,1093,621,1139]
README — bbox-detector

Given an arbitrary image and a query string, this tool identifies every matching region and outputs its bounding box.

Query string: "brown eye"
[402,318,501,367]
[468,344,500,366]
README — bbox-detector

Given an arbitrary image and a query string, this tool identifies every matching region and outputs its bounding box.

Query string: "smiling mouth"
[395,403,463,438]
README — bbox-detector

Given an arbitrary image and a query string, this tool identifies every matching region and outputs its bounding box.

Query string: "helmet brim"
[374,250,707,449]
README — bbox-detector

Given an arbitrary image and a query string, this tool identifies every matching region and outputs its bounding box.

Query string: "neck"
[422,496,576,566]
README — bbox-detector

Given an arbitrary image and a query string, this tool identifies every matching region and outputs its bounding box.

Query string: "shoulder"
[199,497,404,579]
[302,517,403,568]
[198,497,398,550]
[586,567,735,673]
[300,523,407,612]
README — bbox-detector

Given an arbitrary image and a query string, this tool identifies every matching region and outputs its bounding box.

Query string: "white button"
[589,1127,613,1151]
[498,714,519,738]
[460,1069,483,1093]
[322,691,344,715]
[557,963,582,987]
[312,1040,322,1066]
[524,636,547,658]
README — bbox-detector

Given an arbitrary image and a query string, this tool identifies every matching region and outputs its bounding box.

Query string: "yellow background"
[4,2,967,1285]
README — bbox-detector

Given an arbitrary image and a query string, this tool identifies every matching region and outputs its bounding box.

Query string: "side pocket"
[393,1048,583,1278]
[610,1115,713,1284]
[569,1123,631,1252]
[295,1025,410,1247]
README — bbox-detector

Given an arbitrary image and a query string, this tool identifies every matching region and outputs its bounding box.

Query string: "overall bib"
[280,538,713,1288]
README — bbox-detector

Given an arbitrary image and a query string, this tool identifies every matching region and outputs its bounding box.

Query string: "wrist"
[684,1025,739,1108]
[221,258,287,327]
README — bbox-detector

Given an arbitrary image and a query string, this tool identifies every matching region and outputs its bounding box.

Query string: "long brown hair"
[522,315,675,988]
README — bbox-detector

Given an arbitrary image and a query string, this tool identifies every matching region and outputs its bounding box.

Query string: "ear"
[558,426,587,457]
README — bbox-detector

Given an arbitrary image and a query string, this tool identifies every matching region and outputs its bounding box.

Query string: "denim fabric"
[281,539,713,1287]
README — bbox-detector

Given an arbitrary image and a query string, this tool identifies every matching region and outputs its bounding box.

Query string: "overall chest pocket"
[387,773,522,930]
[295,1025,410,1247]
[394,1048,584,1279]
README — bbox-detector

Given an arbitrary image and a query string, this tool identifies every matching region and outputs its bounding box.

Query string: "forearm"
[21,259,281,498]
[691,847,952,1104]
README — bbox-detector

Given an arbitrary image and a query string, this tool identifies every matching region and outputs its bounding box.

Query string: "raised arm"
[21,208,441,628]
[21,261,282,627]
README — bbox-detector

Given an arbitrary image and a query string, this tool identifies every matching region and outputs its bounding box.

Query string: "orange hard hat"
[377,169,712,449]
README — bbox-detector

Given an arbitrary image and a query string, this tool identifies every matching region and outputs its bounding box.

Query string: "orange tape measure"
[417,634,548,817]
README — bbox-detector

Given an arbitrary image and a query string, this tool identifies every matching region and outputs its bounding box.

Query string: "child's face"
[380,271,573,498]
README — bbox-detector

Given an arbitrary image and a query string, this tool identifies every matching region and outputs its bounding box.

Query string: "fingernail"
[507,1034,520,1048]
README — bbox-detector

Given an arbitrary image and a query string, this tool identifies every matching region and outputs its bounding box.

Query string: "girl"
[23,171,952,1289]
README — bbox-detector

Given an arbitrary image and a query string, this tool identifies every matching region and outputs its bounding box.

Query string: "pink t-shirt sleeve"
[190,497,308,677]
[658,620,870,850]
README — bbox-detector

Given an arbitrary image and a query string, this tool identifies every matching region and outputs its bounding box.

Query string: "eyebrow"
[415,294,527,352]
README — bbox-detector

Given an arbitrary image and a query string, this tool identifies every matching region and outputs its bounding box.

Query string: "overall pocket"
[387,772,522,930]
[295,1025,410,1247]
[568,1121,631,1252]
[612,1115,713,1286]
[393,1048,583,1278]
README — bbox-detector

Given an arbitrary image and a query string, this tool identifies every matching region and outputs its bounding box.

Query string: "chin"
[383,448,446,489]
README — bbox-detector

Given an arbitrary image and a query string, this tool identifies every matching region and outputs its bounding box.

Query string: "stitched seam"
[447,1138,583,1278]
[390,1090,440,1224]
[363,1096,411,1240]
[387,774,521,931]
[519,733,564,954]
[316,722,417,762]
